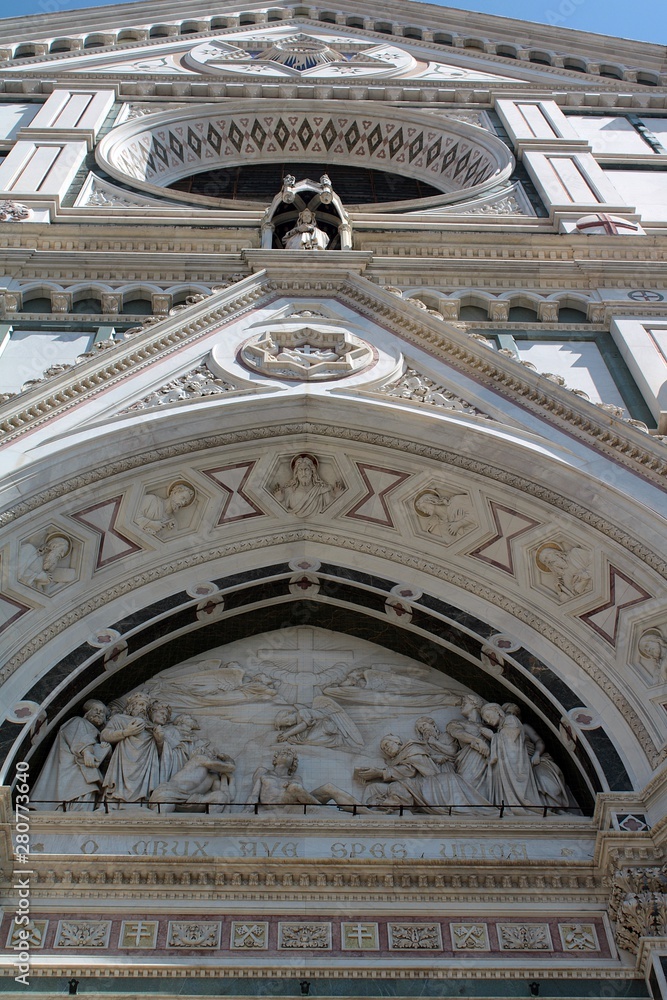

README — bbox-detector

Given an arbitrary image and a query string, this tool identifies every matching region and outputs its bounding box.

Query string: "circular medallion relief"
[239,326,375,381]
[184,34,415,79]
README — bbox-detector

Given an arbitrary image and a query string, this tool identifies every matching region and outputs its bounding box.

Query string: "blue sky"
[0,0,665,43]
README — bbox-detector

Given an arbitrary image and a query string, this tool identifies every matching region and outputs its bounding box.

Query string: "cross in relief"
[257,627,354,705]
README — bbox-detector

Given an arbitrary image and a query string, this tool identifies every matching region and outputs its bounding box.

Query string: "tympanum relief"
[30,627,573,815]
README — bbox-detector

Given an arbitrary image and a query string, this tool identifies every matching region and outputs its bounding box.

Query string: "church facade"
[0,1,666,998]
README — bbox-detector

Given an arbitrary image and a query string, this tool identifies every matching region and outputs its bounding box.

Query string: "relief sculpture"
[636,626,667,682]
[413,488,477,540]
[534,540,592,600]
[18,531,76,594]
[29,626,575,815]
[272,454,344,515]
[135,481,197,536]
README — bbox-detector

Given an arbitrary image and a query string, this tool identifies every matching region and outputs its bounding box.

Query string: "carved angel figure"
[273,695,364,750]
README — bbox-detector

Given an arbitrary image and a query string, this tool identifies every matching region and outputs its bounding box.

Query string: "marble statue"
[446,694,493,801]
[274,696,364,749]
[480,702,542,812]
[101,693,161,808]
[149,703,201,782]
[502,703,569,810]
[246,748,357,813]
[31,701,111,811]
[355,726,490,814]
[272,454,343,515]
[637,627,667,681]
[145,659,277,708]
[135,481,196,536]
[149,744,236,813]
[18,532,76,593]
[535,541,592,598]
[282,208,329,250]
[327,666,462,707]
[414,716,490,810]
[246,748,326,813]
[413,490,476,538]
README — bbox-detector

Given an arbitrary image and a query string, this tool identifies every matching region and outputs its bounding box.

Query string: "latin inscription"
[73,837,530,860]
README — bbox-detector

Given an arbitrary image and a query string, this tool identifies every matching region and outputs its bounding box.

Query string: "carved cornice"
[0,277,269,445]
[337,281,667,486]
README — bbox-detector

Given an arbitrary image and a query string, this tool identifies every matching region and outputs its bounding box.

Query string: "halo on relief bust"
[167,480,197,506]
[291,453,319,470]
[535,540,565,573]
[413,488,441,516]
[44,532,72,557]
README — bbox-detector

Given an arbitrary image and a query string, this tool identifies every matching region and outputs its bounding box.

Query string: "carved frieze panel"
[54,920,111,948]
[497,923,552,950]
[341,922,379,950]
[278,922,331,949]
[230,922,268,949]
[450,923,489,950]
[388,923,442,950]
[167,921,221,948]
[6,920,48,949]
[119,920,158,948]
[559,923,599,951]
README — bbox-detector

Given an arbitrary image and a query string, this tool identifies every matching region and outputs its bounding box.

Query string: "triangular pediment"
[3,267,664,490]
